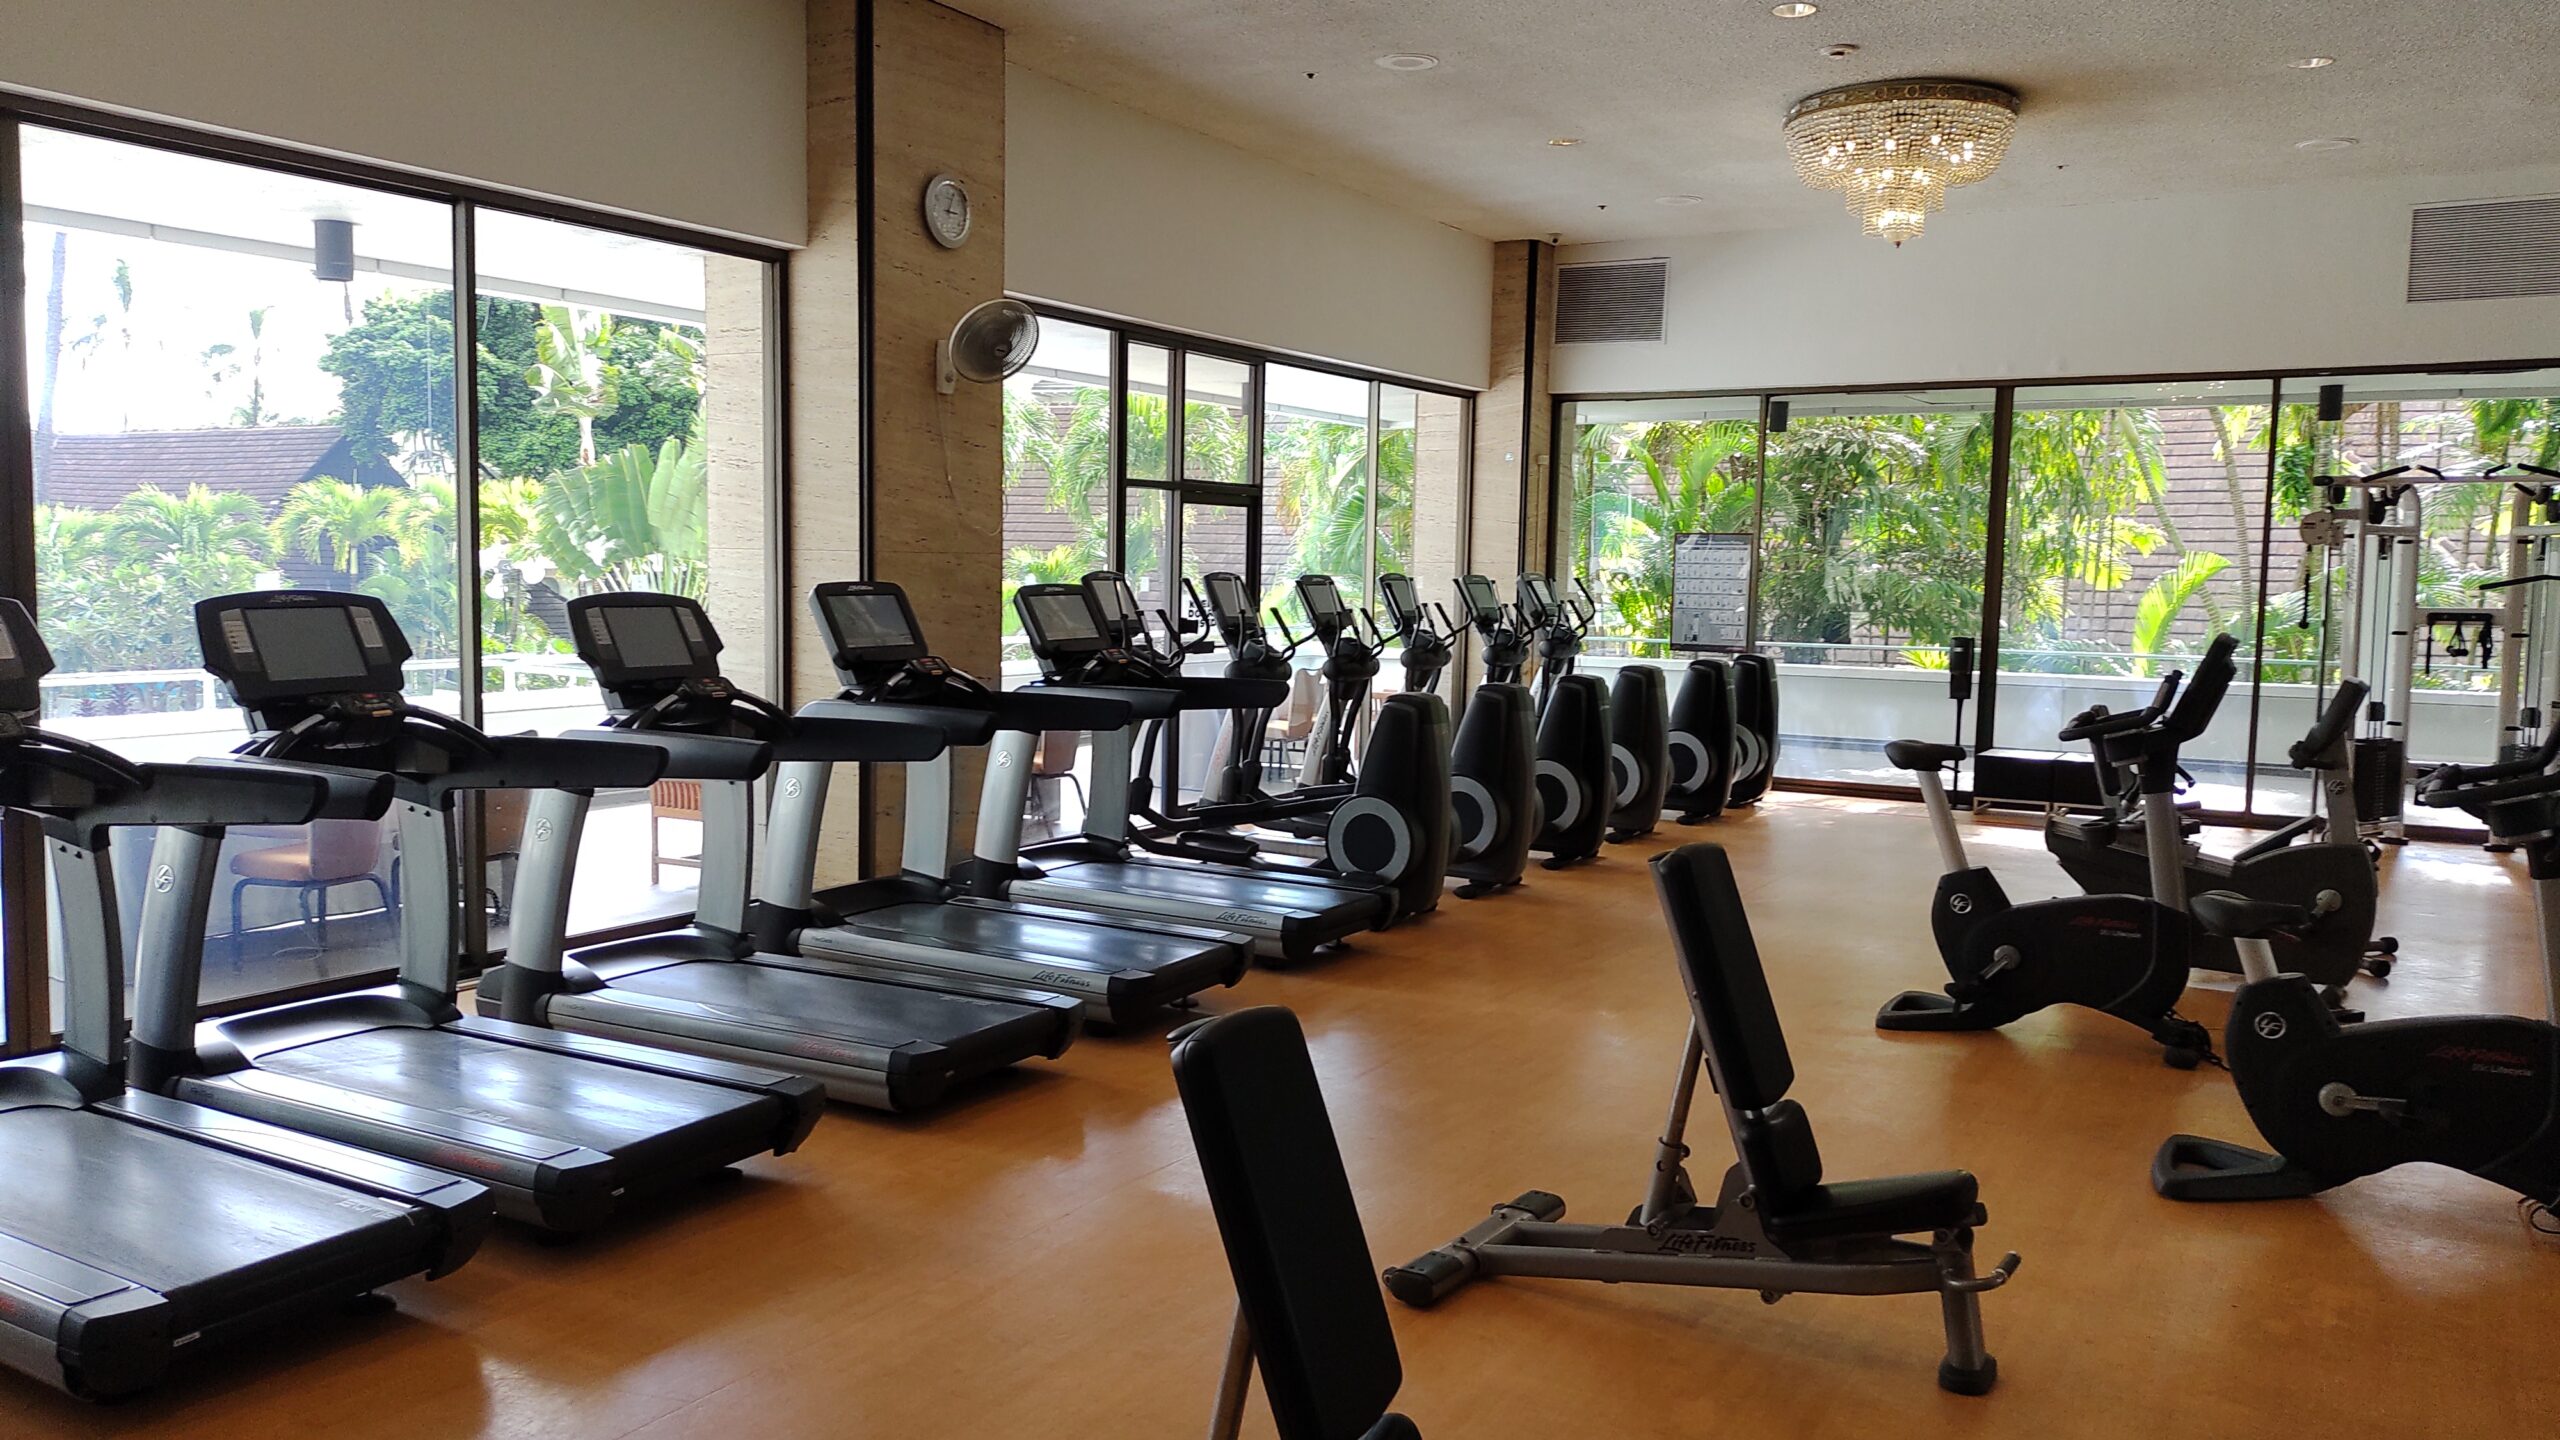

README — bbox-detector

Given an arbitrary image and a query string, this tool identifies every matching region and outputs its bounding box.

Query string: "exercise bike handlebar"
[2415,727,2560,806]
[2058,706,2162,743]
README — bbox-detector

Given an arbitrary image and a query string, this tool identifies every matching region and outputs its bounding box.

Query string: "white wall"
[1005,67,1494,390]
[0,0,807,245]
[1555,165,2560,394]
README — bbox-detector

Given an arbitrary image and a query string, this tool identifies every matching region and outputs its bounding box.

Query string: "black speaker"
[1948,636,1976,702]
[2317,383,2345,423]
[1767,399,1791,433]
[312,218,357,283]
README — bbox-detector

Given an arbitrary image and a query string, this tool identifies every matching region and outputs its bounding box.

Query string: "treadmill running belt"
[604,957,1063,1054]
[839,903,1215,970]
[248,1028,778,1164]
[1041,860,1377,917]
[0,1107,418,1315]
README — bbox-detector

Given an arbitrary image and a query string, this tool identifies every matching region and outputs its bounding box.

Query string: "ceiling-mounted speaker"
[312,218,356,282]
[2317,383,2345,422]
[1767,399,1791,433]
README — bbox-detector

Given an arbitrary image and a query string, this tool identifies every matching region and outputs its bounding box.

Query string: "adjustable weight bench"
[1384,842,2020,1394]
[1174,1006,1423,1440]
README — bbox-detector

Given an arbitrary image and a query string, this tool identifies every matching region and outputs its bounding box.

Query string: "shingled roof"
[35,425,392,513]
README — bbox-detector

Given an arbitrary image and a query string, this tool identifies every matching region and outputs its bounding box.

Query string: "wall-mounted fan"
[937,298,1040,394]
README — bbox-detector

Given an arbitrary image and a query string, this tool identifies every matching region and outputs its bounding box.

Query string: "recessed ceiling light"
[2291,56,2336,69]
[1656,194,1707,206]
[1773,2,1820,16]
[1375,53,1439,71]
[2296,136,2358,151]
[1549,137,1582,147]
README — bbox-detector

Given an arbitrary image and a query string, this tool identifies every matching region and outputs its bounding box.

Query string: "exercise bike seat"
[2189,891,2313,941]
[1762,1172,1984,1246]
[1884,739,1966,772]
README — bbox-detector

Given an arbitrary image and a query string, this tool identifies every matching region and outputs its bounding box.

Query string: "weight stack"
[2351,736,2405,824]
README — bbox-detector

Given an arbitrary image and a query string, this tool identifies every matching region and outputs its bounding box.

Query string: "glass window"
[1563,395,1763,659]
[1183,354,1252,488]
[470,210,773,940]
[1759,389,1996,785]
[1998,382,2275,813]
[21,125,457,1011]
[1125,343,1168,482]
[1000,317,1114,672]
[1262,364,1374,613]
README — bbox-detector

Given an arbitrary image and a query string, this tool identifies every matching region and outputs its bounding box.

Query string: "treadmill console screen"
[1204,572,1251,623]
[817,587,924,661]
[196,591,412,705]
[1017,586,1107,654]
[0,599,51,714]
[568,593,721,684]
[1459,575,1501,622]
[246,606,370,685]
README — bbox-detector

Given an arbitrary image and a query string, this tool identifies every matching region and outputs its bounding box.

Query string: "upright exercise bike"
[2154,745,2560,1215]
[1877,635,2242,1066]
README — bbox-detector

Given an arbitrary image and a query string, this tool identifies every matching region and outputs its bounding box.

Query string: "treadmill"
[0,599,489,1400]
[977,582,1393,963]
[749,581,1250,1029]
[125,589,830,1232]
[476,591,1082,1109]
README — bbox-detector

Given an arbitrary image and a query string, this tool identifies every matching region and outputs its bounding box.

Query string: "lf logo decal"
[152,865,174,894]
[532,818,554,843]
[2253,1013,2288,1041]
[1948,894,1974,915]
[783,778,804,798]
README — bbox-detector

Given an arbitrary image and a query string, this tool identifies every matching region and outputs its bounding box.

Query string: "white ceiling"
[964,0,2560,244]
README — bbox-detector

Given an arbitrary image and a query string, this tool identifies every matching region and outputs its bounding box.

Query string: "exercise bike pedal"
[1875,989,1991,1032]
[2150,1134,2335,1201]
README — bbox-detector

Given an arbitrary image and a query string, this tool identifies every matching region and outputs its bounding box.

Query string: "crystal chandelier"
[1784,80,2021,246]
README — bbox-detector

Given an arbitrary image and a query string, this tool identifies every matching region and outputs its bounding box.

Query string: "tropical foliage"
[997,380,1411,636]
[35,287,713,712]
[1567,396,2558,678]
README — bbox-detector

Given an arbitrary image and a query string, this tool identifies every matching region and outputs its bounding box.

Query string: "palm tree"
[108,484,272,577]
[273,476,400,577]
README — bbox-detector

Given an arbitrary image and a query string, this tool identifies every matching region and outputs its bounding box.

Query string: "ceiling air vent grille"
[1555,259,1668,343]
[2408,197,2560,303]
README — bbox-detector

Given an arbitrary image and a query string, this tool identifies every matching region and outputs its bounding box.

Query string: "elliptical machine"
[1727,653,1780,805]
[1512,573,1612,868]
[2153,742,2560,1218]
[1377,572,1458,699]
[1666,657,1740,823]
[1381,573,1538,899]
[1455,574,1532,686]
[1875,635,2242,1067]
[1520,574,1670,843]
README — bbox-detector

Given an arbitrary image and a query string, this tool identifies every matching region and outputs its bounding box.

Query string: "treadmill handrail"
[586,725,775,782]
[778,705,962,762]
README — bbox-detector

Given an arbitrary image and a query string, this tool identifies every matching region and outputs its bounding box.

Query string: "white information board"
[1670,531,1753,651]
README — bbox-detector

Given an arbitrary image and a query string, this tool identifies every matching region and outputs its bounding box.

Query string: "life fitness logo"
[2253,1013,2289,1041]
[1948,894,1974,915]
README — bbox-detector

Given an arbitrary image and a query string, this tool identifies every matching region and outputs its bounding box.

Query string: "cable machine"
[2301,461,2560,843]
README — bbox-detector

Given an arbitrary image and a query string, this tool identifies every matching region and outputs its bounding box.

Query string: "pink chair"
[229,818,392,951]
